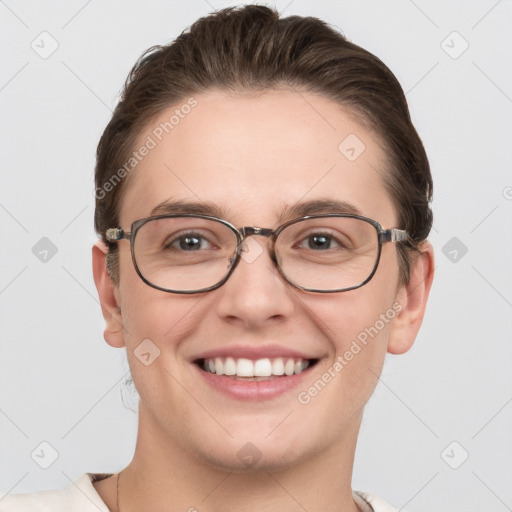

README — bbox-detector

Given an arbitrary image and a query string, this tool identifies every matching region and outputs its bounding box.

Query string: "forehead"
[120,89,397,227]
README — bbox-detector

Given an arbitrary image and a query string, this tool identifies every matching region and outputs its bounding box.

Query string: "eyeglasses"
[105,214,410,294]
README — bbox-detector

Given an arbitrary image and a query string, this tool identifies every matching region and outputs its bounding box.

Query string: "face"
[110,89,406,471]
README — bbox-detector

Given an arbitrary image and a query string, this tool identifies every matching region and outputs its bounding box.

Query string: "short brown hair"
[95,4,433,286]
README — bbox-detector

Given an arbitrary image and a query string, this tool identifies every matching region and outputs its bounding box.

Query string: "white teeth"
[237,358,254,377]
[224,357,237,376]
[254,358,272,377]
[214,357,224,375]
[295,360,309,374]
[202,356,312,377]
[284,359,295,376]
[271,358,285,376]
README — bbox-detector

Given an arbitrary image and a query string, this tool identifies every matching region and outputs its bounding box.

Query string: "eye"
[166,232,214,251]
[304,233,335,250]
[298,232,346,251]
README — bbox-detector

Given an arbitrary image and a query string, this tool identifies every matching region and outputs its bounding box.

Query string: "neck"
[117,406,362,512]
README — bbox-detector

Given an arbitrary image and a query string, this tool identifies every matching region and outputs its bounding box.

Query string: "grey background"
[1,1,511,510]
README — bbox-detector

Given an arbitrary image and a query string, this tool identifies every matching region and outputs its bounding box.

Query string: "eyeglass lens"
[132,216,380,292]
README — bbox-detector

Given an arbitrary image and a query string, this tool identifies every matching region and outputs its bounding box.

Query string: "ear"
[92,240,125,348]
[387,241,435,355]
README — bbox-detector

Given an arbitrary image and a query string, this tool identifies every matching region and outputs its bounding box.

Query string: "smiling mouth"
[195,357,318,381]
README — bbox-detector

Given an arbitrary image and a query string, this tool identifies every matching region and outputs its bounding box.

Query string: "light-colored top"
[0,473,405,511]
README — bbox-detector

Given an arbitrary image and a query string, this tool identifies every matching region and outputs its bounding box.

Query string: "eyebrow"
[276,199,361,222]
[150,200,229,218]
[149,198,362,225]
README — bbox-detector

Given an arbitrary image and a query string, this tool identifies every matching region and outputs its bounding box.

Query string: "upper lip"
[191,344,321,362]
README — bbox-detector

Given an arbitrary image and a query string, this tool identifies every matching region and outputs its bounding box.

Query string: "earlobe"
[92,240,125,348]
[387,242,435,355]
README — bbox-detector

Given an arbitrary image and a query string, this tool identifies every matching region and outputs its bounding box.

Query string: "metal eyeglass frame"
[105,213,411,294]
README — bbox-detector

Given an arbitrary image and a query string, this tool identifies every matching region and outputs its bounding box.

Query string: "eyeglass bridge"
[240,226,274,237]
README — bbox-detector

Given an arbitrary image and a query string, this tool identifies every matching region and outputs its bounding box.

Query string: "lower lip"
[194,364,314,401]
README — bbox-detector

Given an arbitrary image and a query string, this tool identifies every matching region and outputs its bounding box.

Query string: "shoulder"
[0,473,111,511]
[1,479,402,512]
[354,490,408,512]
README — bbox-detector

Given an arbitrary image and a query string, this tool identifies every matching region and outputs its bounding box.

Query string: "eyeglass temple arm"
[106,227,131,242]
[380,228,410,244]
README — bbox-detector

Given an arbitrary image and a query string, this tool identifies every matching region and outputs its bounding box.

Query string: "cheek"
[116,248,208,358]
[117,286,210,419]
[294,296,396,433]
[298,252,401,400]
[307,292,394,384]
[307,266,399,355]
[120,288,207,350]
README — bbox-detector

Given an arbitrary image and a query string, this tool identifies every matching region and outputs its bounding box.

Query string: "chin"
[198,441,312,474]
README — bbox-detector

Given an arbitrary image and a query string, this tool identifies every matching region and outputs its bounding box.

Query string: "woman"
[2,5,434,511]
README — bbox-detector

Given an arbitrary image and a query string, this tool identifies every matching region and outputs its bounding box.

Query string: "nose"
[214,235,296,329]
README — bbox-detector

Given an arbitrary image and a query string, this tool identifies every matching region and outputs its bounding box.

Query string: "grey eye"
[166,233,212,251]
[306,234,332,250]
